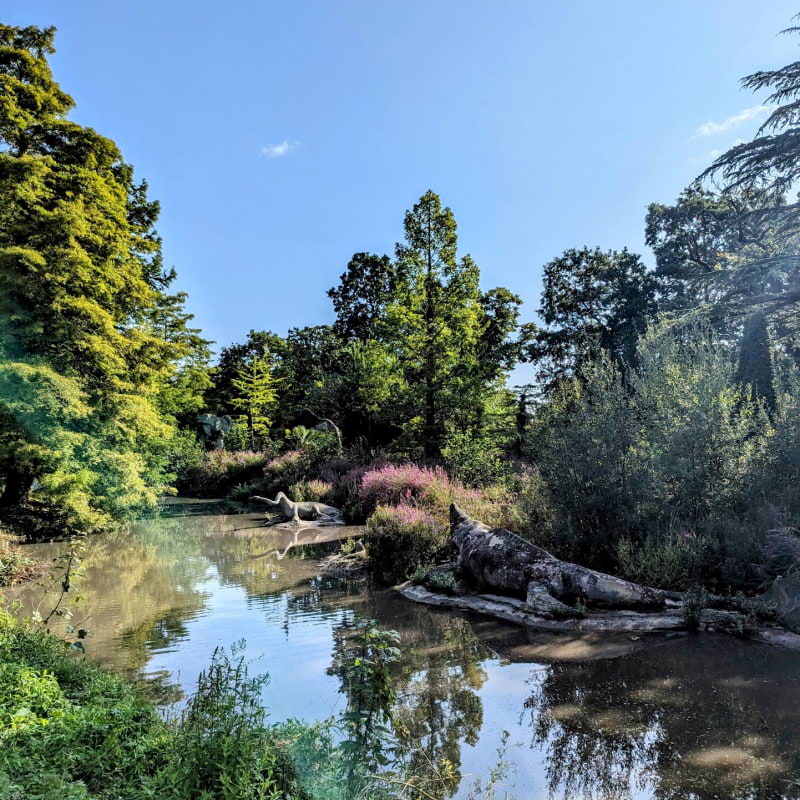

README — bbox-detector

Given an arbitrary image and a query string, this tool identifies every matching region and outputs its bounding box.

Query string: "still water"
[10,504,800,799]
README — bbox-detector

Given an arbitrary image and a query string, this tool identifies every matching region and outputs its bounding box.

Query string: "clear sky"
[4,1,798,376]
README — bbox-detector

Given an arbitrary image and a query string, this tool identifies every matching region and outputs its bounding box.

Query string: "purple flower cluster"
[265,450,302,473]
[206,450,264,471]
[359,464,448,506]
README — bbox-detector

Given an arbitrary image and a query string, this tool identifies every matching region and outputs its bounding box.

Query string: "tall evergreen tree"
[696,17,800,337]
[232,354,278,449]
[735,313,776,413]
[390,191,483,457]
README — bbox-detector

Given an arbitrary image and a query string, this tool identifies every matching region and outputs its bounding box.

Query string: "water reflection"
[524,636,800,799]
[7,512,800,799]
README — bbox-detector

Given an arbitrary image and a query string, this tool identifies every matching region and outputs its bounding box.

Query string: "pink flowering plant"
[177,450,271,497]
[364,503,449,584]
[358,463,505,525]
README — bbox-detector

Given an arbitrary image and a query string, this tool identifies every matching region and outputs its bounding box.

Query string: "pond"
[9,505,800,799]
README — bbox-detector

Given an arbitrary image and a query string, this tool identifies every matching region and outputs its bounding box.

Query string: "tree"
[148,290,213,425]
[528,247,658,388]
[231,354,278,449]
[210,330,284,416]
[0,25,197,527]
[735,312,776,413]
[389,191,484,457]
[695,18,800,333]
[328,252,396,341]
[272,325,341,428]
[322,340,406,448]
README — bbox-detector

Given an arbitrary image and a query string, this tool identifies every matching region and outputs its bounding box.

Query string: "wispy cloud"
[693,105,773,138]
[259,139,299,159]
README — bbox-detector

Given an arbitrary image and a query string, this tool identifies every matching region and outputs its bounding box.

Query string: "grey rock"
[765,573,800,633]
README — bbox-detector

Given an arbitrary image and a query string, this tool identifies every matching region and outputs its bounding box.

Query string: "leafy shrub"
[262,449,305,492]
[617,531,711,591]
[525,322,775,585]
[682,585,709,630]
[442,430,511,488]
[289,479,333,504]
[159,644,300,799]
[501,468,556,547]
[426,567,459,594]
[364,504,449,584]
[164,428,205,486]
[0,663,68,730]
[176,450,271,497]
[0,531,40,587]
[286,427,341,470]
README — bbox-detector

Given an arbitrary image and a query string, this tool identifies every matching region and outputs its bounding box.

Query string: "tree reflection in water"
[523,635,800,800]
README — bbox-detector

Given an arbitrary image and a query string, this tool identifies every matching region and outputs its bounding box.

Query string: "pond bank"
[399,582,800,652]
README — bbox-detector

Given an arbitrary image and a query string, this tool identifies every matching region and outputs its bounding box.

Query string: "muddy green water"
[9,505,800,799]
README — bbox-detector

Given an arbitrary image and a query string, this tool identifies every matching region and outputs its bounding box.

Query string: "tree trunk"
[0,468,35,509]
[449,504,670,610]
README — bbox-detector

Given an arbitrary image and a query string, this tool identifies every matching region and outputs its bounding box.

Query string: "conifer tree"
[735,313,776,413]
[232,355,277,449]
[390,191,483,457]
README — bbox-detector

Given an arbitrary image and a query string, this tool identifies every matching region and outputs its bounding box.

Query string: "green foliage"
[0,663,68,730]
[528,246,658,388]
[617,533,710,591]
[0,24,205,532]
[527,321,773,586]
[501,468,556,546]
[328,252,396,341]
[442,430,510,488]
[159,644,299,799]
[364,504,449,585]
[425,567,459,594]
[288,479,333,504]
[176,450,272,498]
[682,586,709,630]
[232,352,278,449]
[322,340,407,448]
[0,529,39,586]
[735,312,776,412]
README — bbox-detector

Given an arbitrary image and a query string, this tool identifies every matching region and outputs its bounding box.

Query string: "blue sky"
[4,1,798,377]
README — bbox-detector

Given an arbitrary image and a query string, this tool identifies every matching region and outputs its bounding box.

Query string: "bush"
[262,449,305,493]
[501,468,556,547]
[289,479,333,504]
[364,504,449,584]
[158,645,301,799]
[525,321,775,585]
[617,532,711,591]
[442,430,511,488]
[176,450,272,497]
[0,531,40,587]
[358,463,508,527]
[0,610,303,800]
[0,663,68,730]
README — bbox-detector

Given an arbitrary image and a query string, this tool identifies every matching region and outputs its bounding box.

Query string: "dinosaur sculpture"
[449,504,672,613]
[196,413,233,449]
[251,492,344,525]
